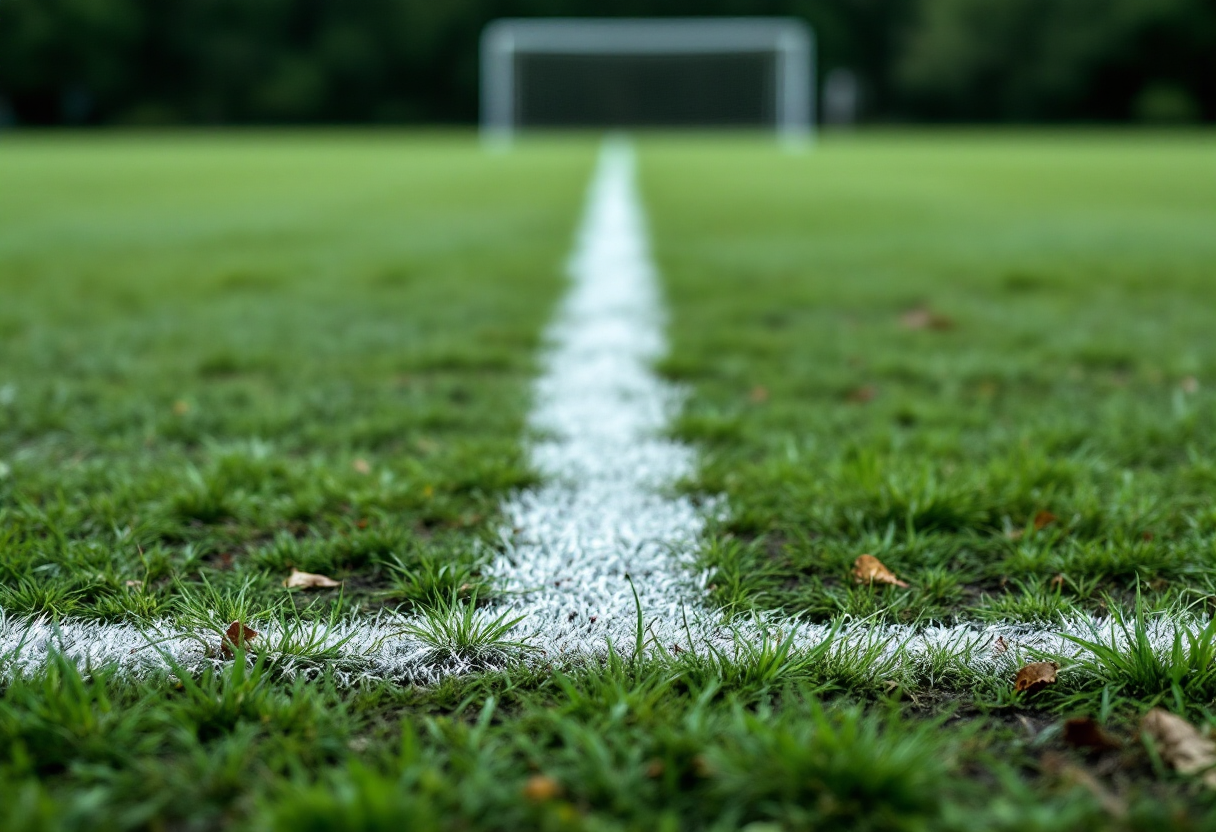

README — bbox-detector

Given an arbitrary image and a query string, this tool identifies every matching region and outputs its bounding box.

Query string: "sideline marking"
[0,141,1196,683]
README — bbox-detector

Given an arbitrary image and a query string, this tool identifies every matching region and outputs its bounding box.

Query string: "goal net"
[481,18,815,144]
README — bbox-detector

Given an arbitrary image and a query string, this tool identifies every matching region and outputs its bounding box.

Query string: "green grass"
[0,131,595,621]
[644,131,1216,625]
[6,641,1216,831]
[5,130,1216,829]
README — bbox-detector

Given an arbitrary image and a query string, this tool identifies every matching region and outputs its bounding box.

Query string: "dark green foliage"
[0,0,1211,125]
[899,0,1216,121]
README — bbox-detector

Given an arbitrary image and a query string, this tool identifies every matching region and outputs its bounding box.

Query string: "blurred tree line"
[0,0,1211,126]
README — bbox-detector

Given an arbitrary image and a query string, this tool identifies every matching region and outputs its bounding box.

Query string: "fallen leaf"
[282,568,341,590]
[124,579,143,588]
[522,775,562,802]
[845,384,878,404]
[852,554,910,588]
[1034,510,1058,531]
[900,306,955,331]
[1050,573,1066,590]
[1063,717,1121,752]
[221,621,258,659]
[1181,376,1199,394]
[352,458,371,475]
[992,635,1009,655]
[1142,709,1216,789]
[1014,661,1059,694]
[748,385,769,404]
[172,400,190,416]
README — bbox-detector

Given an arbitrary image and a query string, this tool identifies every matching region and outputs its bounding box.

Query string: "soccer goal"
[480,18,814,145]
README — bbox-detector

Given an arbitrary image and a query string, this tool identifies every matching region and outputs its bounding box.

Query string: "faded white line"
[0,140,1205,684]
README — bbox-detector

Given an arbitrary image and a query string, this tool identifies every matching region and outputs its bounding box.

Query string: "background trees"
[0,0,1211,125]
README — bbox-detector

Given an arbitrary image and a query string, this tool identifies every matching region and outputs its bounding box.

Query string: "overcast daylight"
[1,2,1215,829]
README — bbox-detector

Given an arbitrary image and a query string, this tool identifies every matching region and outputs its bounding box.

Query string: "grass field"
[645,133,1216,624]
[0,132,594,622]
[3,130,1216,830]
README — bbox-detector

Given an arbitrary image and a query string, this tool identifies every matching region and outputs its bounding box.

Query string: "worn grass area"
[5,131,1216,829]
[0,131,594,623]
[645,131,1216,626]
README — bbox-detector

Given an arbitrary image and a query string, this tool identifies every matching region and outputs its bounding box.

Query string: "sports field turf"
[3,130,1216,829]
[0,133,592,620]
[645,133,1216,624]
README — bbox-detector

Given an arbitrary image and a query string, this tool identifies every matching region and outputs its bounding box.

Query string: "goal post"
[480,18,815,145]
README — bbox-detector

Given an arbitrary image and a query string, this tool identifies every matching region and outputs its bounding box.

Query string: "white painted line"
[485,137,716,655]
[0,139,1203,685]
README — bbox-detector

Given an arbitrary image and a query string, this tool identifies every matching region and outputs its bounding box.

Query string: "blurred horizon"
[1,0,1213,129]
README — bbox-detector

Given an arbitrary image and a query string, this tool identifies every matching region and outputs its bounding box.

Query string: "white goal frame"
[480,18,815,145]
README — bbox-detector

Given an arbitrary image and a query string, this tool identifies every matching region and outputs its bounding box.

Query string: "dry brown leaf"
[221,621,258,659]
[352,458,371,475]
[852,554,910,588]
[1142,709,1216,789]
[845,384,878,404]
[1181,376,1200,394]
[1014,661,1059,694]
[522,775,562,802]
[900,306,955,331]
[1050,573,1066,590]
[1034,510,1058,531]
[748,385,769,404]
[282,568,341,590]
[992,635,1009,655]
[1063,717,1121,752]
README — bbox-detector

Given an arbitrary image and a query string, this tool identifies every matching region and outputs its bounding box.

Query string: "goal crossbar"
[481,18,815,144]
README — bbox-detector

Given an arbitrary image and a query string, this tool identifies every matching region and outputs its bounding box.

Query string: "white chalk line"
[1,140,1204,685]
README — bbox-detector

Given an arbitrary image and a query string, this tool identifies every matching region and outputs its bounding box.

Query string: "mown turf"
[0,131,594,621]
[644,131,1216,625]
[6,130,1216,830]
